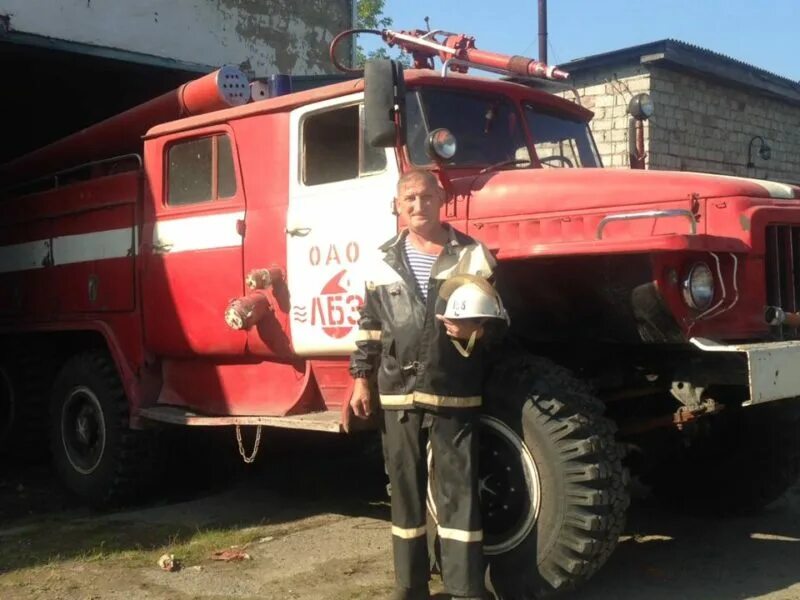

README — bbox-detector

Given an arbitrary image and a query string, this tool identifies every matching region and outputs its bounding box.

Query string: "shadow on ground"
[2,427,800,599]
[569,485,800,600]
[0,427,389,575]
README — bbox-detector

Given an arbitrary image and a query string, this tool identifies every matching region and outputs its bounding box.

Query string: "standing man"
[348,169,502,600]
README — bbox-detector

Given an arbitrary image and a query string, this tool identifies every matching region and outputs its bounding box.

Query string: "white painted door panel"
[287,95,398,356]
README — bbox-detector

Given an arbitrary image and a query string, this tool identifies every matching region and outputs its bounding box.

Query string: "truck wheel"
[481,355,629,598]
[50,350,155,506]
[650,399,800,514]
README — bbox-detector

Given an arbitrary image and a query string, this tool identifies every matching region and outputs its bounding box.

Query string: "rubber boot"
[390,585,430,600]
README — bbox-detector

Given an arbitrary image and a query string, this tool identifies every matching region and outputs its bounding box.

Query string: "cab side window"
[302,104,386,186]
[167,134,237,206]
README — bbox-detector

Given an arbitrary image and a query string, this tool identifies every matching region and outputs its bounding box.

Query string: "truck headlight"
[426,128,457,161]
[682,263,715,310]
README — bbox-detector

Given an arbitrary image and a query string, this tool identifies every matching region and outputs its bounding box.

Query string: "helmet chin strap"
[451,330,478,358]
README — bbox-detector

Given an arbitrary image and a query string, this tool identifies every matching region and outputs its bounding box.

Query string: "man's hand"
[349,378,373,420]
[436,316,485,340]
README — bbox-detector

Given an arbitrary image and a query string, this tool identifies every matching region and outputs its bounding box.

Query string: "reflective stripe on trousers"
[382,408,485,597]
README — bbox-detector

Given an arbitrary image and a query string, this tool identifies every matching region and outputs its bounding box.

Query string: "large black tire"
[481,355,629,598]
[0,349,53,462]
[650,398,800,514]
[49,350,156,506]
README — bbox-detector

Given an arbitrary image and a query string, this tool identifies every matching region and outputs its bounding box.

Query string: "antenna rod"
[538,0,548,64]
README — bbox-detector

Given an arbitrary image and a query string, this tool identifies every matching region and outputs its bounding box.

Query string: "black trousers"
[382,408,484,597]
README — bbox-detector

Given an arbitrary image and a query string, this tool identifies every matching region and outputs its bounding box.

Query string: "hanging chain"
[235,425,262,464]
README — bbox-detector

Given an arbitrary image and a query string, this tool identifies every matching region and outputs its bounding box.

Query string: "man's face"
[395,176,444,233]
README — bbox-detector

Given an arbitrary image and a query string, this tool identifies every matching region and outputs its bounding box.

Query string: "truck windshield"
[524,105,601,168]
[407,89,529,167]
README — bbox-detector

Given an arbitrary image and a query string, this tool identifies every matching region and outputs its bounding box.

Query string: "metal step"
[139,406,342,432]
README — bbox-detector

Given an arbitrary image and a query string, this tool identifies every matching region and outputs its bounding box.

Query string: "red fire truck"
[1,28,799,596]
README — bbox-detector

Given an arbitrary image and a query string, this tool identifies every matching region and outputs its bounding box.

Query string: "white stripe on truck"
[52,228,135,266]
[0,240,51,274]
[152,211,244,253]
[0,211,244,274]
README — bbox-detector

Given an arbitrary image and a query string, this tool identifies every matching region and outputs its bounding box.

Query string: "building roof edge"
[558,39,800,104]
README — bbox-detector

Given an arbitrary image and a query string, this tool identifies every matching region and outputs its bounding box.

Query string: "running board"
[139,406,342,432]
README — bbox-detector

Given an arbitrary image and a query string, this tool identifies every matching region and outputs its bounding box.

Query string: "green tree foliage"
[354,0,410,67]
[356,0,393,30]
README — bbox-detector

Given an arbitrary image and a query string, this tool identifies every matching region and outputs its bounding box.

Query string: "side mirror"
[364,59,406,148]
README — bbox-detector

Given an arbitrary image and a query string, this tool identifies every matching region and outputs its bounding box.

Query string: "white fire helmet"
[438,275,509,357]
[440,274,508,322]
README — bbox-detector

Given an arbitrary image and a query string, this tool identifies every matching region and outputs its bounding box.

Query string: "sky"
[363,0,799,81]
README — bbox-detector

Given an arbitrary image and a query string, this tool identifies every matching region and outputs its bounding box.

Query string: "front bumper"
[691,337,800,405]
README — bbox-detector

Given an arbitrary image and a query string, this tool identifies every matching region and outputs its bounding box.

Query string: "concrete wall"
[566,65,651,169]
[0,0,353,75]
[566,64,800,184]
[647,67,800,183]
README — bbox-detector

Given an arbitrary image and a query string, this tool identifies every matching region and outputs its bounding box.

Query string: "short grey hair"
[396,169,440,196]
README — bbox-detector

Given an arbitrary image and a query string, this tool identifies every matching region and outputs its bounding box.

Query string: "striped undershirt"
[404,237,438,301]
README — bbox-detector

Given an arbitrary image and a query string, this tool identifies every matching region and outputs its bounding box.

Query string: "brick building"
[558,40,800,184]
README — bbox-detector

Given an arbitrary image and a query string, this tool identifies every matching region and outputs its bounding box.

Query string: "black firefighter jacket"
[349,225,500,411]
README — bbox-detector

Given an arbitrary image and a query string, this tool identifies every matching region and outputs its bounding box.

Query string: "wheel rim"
[426,415,541,555]
[479,415,541,555]
[61,386,106,475]
[0,367,14,442]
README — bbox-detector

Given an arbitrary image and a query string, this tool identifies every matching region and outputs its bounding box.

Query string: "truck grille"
[765,224,800,338]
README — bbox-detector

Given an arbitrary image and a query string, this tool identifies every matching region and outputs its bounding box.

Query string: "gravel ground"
[1,431,799,600]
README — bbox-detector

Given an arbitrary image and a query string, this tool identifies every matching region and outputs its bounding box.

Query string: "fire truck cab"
[2,33,800,596]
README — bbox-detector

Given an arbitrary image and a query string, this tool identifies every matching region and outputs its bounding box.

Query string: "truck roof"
[145,69,594,139]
